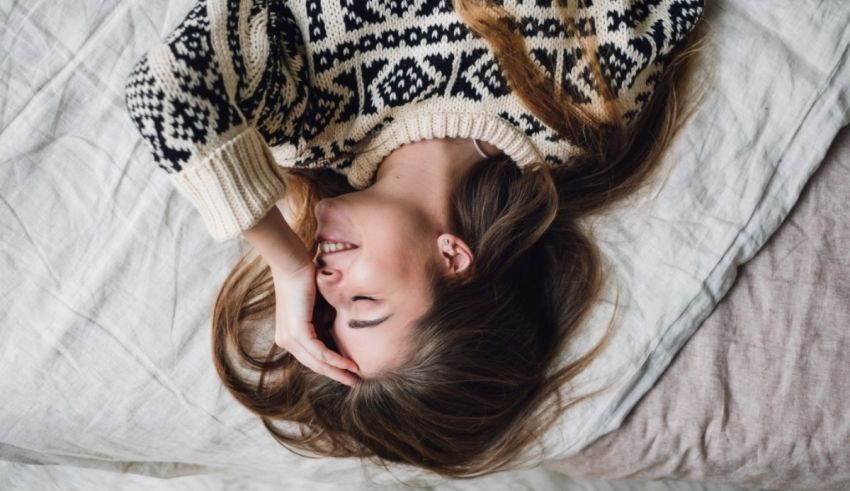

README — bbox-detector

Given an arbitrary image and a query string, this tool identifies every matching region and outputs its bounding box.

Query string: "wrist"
[244,204,312,273]
[270,258,314,279]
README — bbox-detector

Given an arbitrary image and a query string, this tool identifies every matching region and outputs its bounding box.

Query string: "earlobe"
[437,233,474,276]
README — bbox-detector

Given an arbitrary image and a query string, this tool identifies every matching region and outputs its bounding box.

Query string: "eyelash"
[351,296,375,302]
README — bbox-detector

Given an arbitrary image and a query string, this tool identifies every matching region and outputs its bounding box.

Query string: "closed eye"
[349,315,390,329]
[348,296,386,328]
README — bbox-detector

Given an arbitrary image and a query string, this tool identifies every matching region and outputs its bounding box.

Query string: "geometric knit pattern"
[125,0,703,241]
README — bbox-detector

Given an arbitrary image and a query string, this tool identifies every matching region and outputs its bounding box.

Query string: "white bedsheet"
[0,460,753,491]
[0,0,848,489]
[543,0,850,457]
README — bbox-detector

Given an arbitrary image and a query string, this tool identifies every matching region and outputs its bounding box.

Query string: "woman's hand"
[270,262,360,386]
[244,204,359,386]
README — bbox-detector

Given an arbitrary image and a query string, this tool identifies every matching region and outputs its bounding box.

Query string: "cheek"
[330,319,352,358]
[331,325,365,361]
[357,250,408,285]
[360,201,432,248]
[359,219,435,285]
[349,231,421,288]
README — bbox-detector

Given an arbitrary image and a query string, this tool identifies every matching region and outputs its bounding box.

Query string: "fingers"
[301,337,360,374]
[273,328,360,386]
[297,349,359,387]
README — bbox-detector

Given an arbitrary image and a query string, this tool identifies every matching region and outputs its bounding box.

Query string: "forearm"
[125,0,309,242]
[243,204,312,274]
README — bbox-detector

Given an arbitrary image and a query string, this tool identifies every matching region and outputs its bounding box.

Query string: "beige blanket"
[546,126,850,490]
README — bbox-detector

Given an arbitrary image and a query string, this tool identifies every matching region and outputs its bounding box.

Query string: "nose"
[316,265,345,307]
[316,264,342,286]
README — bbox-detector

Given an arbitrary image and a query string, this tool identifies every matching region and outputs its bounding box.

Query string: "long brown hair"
[211,0,705,478]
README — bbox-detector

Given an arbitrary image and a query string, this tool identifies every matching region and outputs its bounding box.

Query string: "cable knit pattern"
[125,0,704,241]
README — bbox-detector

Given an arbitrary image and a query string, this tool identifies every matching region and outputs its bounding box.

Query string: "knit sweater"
[125,0,704,241]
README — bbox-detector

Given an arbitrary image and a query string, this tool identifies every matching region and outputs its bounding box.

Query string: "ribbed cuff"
[170,127,286,242]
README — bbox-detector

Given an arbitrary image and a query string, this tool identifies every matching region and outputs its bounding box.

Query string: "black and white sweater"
[125,0,704,241]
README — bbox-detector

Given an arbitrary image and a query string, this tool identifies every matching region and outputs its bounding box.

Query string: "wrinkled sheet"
[547,126,850,490]
[0,460,755,491]
[538,0,850,460]
[0,0,848,489]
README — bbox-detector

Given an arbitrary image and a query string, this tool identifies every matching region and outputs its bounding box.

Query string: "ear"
[436,233,474,277]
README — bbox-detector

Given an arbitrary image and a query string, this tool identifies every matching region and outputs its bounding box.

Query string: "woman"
[125,0,705,477]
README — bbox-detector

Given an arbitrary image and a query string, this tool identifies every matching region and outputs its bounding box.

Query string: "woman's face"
[312,137,484,377]
[314,188,441,377]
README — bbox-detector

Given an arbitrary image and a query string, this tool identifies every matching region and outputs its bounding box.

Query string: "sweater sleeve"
[124,0,309,241]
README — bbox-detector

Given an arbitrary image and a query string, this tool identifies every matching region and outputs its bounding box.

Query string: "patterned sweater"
[125,0,704,241]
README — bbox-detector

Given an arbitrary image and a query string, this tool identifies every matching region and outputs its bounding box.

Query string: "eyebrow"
[348,315,391,329]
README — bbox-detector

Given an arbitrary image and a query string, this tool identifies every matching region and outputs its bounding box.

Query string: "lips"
[315,239,357,270]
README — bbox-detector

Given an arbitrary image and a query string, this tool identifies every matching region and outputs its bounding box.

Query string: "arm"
[242,203,311,274]
[127,2,355,383]
[124,0,309,241]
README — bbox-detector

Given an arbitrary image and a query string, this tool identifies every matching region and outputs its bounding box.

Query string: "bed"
[1,0,848,490]
[546,124,850,491]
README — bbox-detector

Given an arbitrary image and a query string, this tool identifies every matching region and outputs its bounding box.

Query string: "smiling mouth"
[317,240,357,255]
